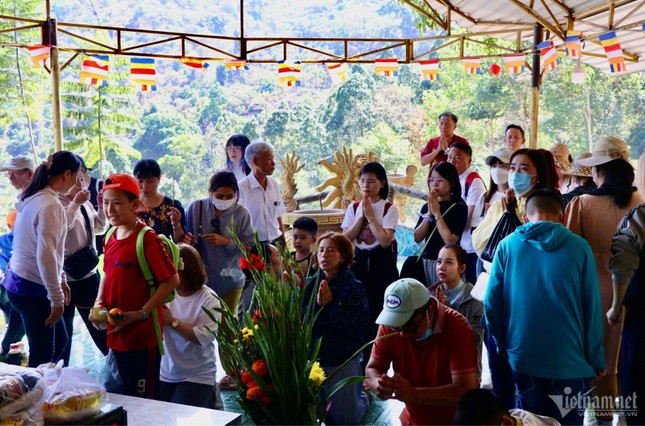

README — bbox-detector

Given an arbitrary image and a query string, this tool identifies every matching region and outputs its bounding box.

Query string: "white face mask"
[491,167,509,185]
[212,197,237,211]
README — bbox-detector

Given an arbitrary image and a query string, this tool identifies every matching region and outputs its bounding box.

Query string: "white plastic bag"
[40,366,106,424]
[0,370,46,425]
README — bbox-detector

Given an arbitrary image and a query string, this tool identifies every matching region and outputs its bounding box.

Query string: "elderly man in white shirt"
[447,142,486,284]
[238,141,286,246]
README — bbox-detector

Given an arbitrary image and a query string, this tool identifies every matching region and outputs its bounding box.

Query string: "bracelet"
[140,309,150,320]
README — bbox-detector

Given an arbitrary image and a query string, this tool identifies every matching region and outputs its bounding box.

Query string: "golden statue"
[315,147,379,210]
[388,165,418,222]
[280,151,304,212]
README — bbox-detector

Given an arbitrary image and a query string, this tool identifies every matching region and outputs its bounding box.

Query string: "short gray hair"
[244,141,274,166]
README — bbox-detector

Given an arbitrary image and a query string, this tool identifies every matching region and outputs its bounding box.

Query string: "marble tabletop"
[105,393,241,425]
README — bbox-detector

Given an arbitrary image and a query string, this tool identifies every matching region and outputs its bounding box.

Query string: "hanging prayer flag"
[180,58,209,69]
[537,41,560,72]
[278,61,301,87]
[599,31,626,73]
[419,59,440,80]
[326,62,351,84]
[462,58,482,74]
[80,54,109,86]
[565,31,582,58]
[503,54,526,74]
[27,45,50,68]
[225,60,249,71]
[374,58,399,77]
[130,57,157,91]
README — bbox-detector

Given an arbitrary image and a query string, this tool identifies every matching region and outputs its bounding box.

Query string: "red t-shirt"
[420,134,469,164]
[103,223,177,351]
[371,298,478,425]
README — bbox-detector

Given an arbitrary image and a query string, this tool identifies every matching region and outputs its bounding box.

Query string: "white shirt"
[459,167,486,253]
[60,197,107,280]
[230,164,247,182]
[11,187,67,306]
[471,191,503,228]
[238,173,286,241]
[160,286,221,385]
[341,199,399,250]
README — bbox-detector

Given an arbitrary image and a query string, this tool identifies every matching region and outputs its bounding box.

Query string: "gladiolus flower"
[246,386,261,400]
[247,380,257,389]
[309,361,326,386]
[252,360,268,377]
[250,254,265,272]
[240,257,252,270]
[252,309,261,323]
[260,395,271,405]
[241,371,253,384]
[241,327,254,343]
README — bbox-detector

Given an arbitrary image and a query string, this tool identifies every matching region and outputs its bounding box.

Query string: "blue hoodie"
[484,221,606,379]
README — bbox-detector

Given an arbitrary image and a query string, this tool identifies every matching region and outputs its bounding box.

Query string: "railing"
[292,183,426,210]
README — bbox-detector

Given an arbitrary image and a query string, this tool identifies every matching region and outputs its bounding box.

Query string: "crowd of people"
[0,117,643,425]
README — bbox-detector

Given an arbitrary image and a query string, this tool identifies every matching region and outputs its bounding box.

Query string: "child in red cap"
[90,173,179,399]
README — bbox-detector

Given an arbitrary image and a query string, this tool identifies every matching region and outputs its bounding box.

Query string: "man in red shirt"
[420,112,469,167]
[365,278,479,425]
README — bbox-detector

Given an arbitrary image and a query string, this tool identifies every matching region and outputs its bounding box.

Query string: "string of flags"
[130,57,156,91]
[23,26,640,89]
[598,31,626,73]
[462,57,482,75]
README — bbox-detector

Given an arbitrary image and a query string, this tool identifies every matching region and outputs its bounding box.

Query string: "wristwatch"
[139,309,150,320]
[171,319,179,329]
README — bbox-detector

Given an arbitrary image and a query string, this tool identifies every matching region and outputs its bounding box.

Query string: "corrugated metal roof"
[416,0,644,74]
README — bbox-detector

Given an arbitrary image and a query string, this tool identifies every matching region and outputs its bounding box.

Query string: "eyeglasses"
[226,146,243,154]
[211,216,221,234]
[359,179,379,185]
[427,177,446,184]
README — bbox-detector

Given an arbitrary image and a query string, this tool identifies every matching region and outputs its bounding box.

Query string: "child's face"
[268,245,281,274]
[292,228,315,254]
[103,189,139,227]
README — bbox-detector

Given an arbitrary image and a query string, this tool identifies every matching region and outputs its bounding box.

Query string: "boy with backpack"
[90,174,179,399]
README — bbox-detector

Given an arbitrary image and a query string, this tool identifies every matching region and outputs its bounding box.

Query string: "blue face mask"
[416,311,433,342]
[508,172,536,197]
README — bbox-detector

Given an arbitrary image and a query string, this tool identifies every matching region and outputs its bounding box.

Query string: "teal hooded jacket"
[484,221,606,379]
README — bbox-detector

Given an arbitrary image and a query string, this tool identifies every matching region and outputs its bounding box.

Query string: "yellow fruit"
[90,306,108,322]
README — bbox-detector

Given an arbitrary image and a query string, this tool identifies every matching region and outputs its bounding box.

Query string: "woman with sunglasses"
[409,162,467,286]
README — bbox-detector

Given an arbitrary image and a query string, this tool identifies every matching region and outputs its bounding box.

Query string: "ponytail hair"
[21,151,81,200]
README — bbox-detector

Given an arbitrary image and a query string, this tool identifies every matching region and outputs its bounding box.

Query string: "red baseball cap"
[103,174,140,198]
[103,174,148,212]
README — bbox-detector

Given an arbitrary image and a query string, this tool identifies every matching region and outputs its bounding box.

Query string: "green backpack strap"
[135,226,166,356]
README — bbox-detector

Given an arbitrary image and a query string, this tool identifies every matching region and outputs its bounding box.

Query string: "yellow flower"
[254,324,259,330]
[241,327,254,343]
[309,361,326,386]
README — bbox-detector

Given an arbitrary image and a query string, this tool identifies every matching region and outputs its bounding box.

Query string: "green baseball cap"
[376,278,430,328]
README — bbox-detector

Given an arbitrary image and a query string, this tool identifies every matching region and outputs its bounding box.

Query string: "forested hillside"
[0,0,643,230]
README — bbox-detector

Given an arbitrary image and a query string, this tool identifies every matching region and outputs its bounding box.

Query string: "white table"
[105,393,241,425]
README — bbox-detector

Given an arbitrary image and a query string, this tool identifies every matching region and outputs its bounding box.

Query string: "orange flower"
[247,380,258,389]
[252,359,268,377]
[246,386,261,400]
[240,371,253,384]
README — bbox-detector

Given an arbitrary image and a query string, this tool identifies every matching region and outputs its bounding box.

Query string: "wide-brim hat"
[549,143,573,172]
[376,278,430,328]
[577,136,629,167]
[485,147,512,165]
[565,153,593,177]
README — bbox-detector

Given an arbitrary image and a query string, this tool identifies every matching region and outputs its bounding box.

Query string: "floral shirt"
[138,196,186,238]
